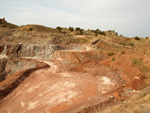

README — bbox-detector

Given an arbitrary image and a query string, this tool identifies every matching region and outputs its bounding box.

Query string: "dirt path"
[0,60,117,113]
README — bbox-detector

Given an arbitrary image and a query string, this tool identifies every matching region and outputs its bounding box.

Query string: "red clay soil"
[101,52,150,90]
[0,60,124,113]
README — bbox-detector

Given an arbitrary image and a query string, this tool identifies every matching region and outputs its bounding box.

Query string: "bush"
[93,29,106,36]
[129,43,134,46]
[28,27,33,31]
[120,99,125,102]
[119,42,126,45]
[75,27,84,35]
[107,52,114,56]
[141,66,150,73]
[75,27,81,31]
[131,59,143,66]
[56,26,62,31]
[69,27,74,32]
[112,57,115,61]
[134,36,140,40]
[121,51,125,54]
[145,37,149,39]
[2,24,7,27]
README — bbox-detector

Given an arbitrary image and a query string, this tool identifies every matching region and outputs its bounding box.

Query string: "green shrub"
[75,27,81,31]
[93,29,106,36]
[28,27,33,31]
[69,27,74,32]
[119,42,126,45]
[116,32,118,35]
[75,27,84,35]
[2,24,7,27]
[112,57,115,61]
[107,52,114,56]
[120,99,125,102]
[134,36,140,40]
[129,43,134,46]
[145,37,149,39]
[131,59,143,66]
[121,51,125,54]
[141,66,150,73]
[56,26,62,31]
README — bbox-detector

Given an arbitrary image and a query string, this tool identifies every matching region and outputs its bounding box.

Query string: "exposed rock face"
[0,58,37,82]
[0,60,7,82]
[0,44,53,59]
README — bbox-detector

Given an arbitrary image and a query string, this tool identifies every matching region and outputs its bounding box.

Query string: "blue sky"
[0,0,150,37]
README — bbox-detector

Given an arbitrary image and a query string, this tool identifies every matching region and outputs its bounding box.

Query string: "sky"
[0,0,150,37]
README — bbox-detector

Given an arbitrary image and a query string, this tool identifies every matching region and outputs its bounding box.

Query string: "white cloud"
[0,0,150,37]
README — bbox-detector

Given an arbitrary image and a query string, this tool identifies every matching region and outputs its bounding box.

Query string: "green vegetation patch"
[119,42,126,45]
[131,59,143,66]
[121,51,125,54]
[107,52,114,56]
[141,66,150,73]
[129,43,134,46]
[112,57,115,61]
[93,29,106,36]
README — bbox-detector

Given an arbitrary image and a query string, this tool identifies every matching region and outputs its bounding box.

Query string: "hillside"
[0,19,150,113]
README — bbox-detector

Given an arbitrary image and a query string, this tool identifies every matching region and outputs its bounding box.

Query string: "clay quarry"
[0,18,150,113]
